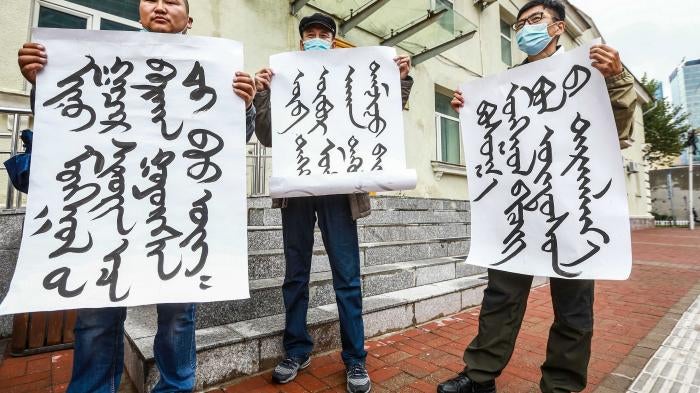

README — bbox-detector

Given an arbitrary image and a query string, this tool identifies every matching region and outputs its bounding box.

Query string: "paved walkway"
[627,294,700,392]
[1,227,699,393]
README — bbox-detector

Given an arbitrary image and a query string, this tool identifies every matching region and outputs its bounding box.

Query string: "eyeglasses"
[512,12,557,31]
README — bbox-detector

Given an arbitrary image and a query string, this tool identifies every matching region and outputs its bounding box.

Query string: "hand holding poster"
[460,42,632,280]
[0,29,250,315]
[268,46,417,198]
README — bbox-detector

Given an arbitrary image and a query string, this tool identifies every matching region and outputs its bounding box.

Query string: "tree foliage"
[641,74,691,167]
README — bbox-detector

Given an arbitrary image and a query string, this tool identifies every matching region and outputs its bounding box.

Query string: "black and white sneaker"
[346,363,371,393]
[271,357,311,384]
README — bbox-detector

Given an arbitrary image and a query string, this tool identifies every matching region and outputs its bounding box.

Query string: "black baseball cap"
[299,13,337,37]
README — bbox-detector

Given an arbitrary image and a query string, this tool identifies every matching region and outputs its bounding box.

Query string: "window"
[500,20,512,66]
[432,0,455,33]
[435,91,463,165]
[34,0,141,31]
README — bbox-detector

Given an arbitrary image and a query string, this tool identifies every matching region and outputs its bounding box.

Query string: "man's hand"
[18,43,47,85]
[451,90,464,113]
[233,71,256,109]
[255,68,274,92]
[590,44,623,78]
[394,55,411,80]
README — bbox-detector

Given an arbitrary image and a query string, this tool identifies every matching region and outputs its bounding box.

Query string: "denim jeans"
[67,303,196,393]
[281,194,367,367]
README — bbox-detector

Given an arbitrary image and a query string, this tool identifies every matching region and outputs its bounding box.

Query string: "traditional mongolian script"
[0,29,250,315]
[461,42,632,280]
[269,46,417,198]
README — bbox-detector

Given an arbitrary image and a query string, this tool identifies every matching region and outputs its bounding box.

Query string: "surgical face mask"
[303,38,332,51]
[516,22,555,56]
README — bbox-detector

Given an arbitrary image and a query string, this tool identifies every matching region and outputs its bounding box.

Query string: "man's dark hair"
[517,0,566,21]
[184,0,189,13]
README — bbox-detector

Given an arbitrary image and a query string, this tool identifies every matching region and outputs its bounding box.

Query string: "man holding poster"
[438,1,637,393]
[253,13,413,393]
[14,0,257,392]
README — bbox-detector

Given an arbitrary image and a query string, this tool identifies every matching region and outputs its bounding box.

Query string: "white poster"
[0,29,250,315]
[269,46,416,198]
[460,42,632,280]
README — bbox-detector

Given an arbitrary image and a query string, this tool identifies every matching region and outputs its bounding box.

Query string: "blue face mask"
[303,38,332,51]
[516,22,555,56]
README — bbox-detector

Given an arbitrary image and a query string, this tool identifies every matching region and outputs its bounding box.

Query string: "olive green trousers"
[463,269,595,393]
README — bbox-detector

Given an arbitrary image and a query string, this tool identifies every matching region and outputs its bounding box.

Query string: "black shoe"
[437,373,496,393]
[271,357,311,384]
[346,363,372,393]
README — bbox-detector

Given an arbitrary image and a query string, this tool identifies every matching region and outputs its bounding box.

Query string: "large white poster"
[0,29,250,315]
[460,42,632,280]
[269,46,416,198]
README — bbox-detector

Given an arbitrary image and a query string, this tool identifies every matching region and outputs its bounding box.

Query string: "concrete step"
[125,272,543,393]
[196,256,484,328]
[248,236,470,280]
[247,196,470,212]
[247,222,469,252]
[248,207,470,226]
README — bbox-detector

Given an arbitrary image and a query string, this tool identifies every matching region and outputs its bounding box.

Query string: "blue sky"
[569,0,700,100]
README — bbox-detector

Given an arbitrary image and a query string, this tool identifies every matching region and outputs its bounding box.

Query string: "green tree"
[641,74,691,167]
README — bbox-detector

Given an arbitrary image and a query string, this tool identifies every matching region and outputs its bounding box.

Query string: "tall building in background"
[654,84,664,101]
[670,59,700,164]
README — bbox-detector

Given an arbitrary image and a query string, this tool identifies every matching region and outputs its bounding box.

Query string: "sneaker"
[437,372,496,393]
[271,357,311,384]
[346,363,371,393]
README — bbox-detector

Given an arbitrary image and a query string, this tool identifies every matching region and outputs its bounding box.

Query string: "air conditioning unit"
[626,161,640,173]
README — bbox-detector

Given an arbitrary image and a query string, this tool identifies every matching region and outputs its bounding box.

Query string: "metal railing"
[247,141,271,196]
[655,220,691,227]
[1,107,33,209]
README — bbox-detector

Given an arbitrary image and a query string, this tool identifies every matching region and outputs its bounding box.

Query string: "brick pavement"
[1,227,699,393]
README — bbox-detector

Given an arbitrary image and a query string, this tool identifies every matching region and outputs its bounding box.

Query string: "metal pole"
[5,114,22,209]
[689,145,695,230]
[250,142,260,196]
[255,142,263,196]
[260,144,266,195]
[667,171,675,223]
[13,114,24,208]
[260,146,268,195]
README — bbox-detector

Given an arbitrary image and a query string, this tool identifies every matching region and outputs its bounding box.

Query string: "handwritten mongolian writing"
[43,56,103,132]
[281,70,310,134]
[132,59,184,140]
[33,54,233,303]
[466,61,619,278]
[278,56,398,177]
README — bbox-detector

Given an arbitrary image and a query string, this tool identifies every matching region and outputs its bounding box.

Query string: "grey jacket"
[254,76,414,220]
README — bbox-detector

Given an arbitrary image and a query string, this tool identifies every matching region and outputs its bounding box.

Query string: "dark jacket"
[254,75,414,220]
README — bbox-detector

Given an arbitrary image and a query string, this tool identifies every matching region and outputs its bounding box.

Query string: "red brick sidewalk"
[0,350,72,393]
[1,227,699,393]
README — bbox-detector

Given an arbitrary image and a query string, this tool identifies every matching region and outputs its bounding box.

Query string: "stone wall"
[630,216,655,231]
[0,209,23,337]
[649,166,700,219]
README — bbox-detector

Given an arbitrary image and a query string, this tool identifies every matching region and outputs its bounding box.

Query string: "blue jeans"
[67,303,196,393]
[281,194,367,367]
